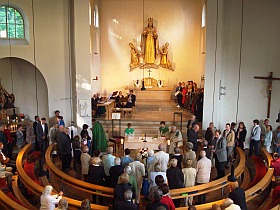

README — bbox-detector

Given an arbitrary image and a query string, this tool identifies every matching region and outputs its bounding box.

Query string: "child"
[264,125,273,153]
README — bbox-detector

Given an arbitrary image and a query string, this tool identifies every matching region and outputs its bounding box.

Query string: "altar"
[124,136,167,151]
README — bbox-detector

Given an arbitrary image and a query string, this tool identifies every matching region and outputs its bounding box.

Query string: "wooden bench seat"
[240,166,250,190]
[12,175,37,210]
[175,148,274,209]
[17,144,110,210]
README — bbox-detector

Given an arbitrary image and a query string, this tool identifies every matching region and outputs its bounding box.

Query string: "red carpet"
[268,186,280,209]
[248,156,267,189]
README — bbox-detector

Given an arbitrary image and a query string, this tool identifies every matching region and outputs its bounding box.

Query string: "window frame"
[0,4,29,45]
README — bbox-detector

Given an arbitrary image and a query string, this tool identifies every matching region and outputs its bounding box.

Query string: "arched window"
[0,5,25,38]
[201,4,206,27]
[93,5,99,28]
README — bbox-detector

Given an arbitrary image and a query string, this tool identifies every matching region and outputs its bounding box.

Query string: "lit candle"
[121,138,124,144]
[167,139,170,145]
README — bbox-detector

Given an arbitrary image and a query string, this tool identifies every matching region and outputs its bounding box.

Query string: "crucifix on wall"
[254,72,280,118]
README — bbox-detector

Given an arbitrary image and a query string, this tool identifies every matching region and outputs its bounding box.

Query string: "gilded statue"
[129,42,140,71]
[141,17,159,68]
[160,42,173,70]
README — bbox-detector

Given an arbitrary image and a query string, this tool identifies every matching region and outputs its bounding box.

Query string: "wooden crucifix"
[254,72,280,118]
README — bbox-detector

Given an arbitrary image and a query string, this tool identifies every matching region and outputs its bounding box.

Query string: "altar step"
[135,99,177,111]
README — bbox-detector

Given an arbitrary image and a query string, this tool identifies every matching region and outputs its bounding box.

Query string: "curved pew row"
[45,144,114,199]
[0,188,29,210]
[46,144,245,203]
[16,144,109,210]
[175,148,274,210]
[170,147,246,200]
[12,175,37,210]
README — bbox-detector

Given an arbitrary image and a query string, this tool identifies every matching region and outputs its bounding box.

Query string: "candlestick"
[143,133,147,142]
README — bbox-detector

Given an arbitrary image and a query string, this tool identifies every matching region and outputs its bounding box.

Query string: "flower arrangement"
[139,148,149,159]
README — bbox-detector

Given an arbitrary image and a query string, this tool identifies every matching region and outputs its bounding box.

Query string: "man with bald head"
[187,124,202,152]
[196,150,211,204]
[154,143,169,172]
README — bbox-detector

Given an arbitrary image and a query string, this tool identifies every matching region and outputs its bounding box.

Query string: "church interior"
[0,0,280,209]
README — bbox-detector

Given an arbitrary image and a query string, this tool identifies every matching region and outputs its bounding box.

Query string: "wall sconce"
[121,138,124,144]
[167,139,170,146]
[93,76,98,81]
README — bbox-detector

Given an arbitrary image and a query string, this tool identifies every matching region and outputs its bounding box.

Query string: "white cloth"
[40,194,62,210]
[196,156,211,183]
[149,171,167,187]
[0,151,6,160]
[225,204,241,210]
[42,124,46,135]
[68,126,78,137]
[154,151,169,172]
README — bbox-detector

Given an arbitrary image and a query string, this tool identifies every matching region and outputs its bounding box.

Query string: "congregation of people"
[1,106,280,210]
[175,81,204,122]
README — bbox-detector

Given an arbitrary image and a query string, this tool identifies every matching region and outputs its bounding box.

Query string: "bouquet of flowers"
[139,148,149,159]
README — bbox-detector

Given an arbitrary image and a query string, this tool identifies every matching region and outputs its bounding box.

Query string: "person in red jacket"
[160,183,175,210]
[271,153,280,177]
[4,124,13,159]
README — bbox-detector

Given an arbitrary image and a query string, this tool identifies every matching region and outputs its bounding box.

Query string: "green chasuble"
[92,121,108,152]
[159,125,169,136]
[125,128,134,135]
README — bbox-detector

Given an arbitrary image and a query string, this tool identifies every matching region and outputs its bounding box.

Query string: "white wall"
[0,0,95,124]
[0,58,48,119]
[0,0,78,125]
[204,0,280,143]
[74,0,92,133]
[100,0,204,94]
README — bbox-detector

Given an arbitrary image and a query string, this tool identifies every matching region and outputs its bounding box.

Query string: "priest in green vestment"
[91,119,108,153]
[159,121,169,137]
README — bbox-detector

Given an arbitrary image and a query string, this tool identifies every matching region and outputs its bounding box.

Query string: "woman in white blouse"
[40,185,63,210]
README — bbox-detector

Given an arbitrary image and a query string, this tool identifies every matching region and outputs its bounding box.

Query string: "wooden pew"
[45,144,114,199]
[12,175,37,210]
[240,166,250,190]
[16,144,109,210]
[0,189,29,210]
[175,148,274,210]
[170,147,246,199]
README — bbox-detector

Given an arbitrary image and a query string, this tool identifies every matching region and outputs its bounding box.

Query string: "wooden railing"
[0,189,29,210]
[170,147,246,199]
[175,148,274,210]
[16,144,109,210]
[45,144,114,199]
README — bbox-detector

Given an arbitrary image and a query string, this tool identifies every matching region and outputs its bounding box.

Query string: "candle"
[121,138,124,144]
[167,139,170,145]
[7,116,9,121]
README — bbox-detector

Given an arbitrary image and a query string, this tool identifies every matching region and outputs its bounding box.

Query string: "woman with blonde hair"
[182,159,196,206]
